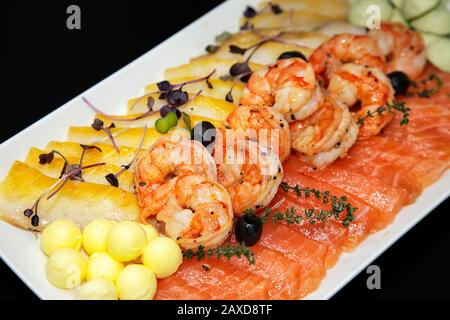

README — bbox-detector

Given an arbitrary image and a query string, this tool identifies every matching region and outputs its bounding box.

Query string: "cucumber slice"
[441,0,450,11]
[411,8,450,35]
[348,0,393,28]
[420,32,442,46]
[390,9,408,25]
[402,0,439,20]
[427,37,450,72]
[390,0,403,8]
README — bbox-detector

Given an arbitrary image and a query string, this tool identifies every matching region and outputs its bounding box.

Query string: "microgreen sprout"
[90,118,120,153]
[23,162,106,227]
[83,96,156,122]
[105,126,147,188]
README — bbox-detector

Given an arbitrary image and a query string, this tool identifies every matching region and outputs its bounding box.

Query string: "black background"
[0,1,449,300]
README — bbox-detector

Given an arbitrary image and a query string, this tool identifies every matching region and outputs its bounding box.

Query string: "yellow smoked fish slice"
[145,78,244,106]
[25,148,135,193]
[0,161,139,231]
[68,126,190,149]
[202,32,314,65]
[239,10,339,31]
[257,0,348,19]
[45,141,139,169]
[164,58,263,80]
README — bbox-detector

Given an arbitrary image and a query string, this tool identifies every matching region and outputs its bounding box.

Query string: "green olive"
[156,112,178,134]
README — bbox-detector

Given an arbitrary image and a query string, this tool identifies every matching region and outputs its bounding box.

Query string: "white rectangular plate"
[0,0,449,300]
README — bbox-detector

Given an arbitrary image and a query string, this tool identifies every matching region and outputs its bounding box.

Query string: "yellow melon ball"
[140,223,159,243]
[106,221,147,262]
[116,264,157,300]
[46,248,87,289]
[142,237,182,279]
[75,278,118,300]
[86,252,124,282]
[41,220,82,256]
[82,219,116,255]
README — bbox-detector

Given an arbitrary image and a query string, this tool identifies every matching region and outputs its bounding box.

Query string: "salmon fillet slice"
[160,257,271,300]
[340,136,446,203]
[155,276,213,300]
[285,156,405,230]
[224,244,314,299]
[271,170,379,253]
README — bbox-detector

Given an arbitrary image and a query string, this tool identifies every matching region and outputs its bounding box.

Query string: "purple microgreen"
[23,162,106,227]
[90,118,120,153]
[47,162,106,200]
[243,2,282,19]
[105,173,119,188]
[243,6,257,18]
[167,89,189,107]
[225,91,234,103]
[39,150,70,178]
[240,21,254,31]
[157,80,172,92]
[84,96,156,122]
[105,126,147,188]
[271,4,283,14]
[229,45,248,55]
[78,144,102,181]
[160,105,181,118]
[230,62,252,78]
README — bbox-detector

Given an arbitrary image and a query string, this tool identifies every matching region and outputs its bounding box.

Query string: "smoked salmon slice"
[155,223,328,300]
[285,156,405,230]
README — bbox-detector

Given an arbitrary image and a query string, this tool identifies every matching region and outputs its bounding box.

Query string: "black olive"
[278,51,307,62]
[235,212,263,246]
[388,71,410,96]
[191,121,217,148]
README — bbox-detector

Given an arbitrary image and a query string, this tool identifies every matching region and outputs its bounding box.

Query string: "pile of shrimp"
[135,22,427,250]
[242,22,426,168]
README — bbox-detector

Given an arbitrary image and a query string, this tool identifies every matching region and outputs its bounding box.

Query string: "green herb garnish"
[407,73,443,98]
[273,182,357,227]
[183,243,255,265]
[357,100,410,127]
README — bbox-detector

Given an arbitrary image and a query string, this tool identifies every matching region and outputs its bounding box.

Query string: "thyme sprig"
[183,243,255,265]
[275,182,357,227]
[105,126,147,188]
[356,100,410,127]
[407,73,443,98]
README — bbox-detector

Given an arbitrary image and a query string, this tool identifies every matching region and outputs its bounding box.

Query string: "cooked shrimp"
[222,106,291,162]
[328,63,395,139]
[309,34,385,86]
[286,83,324,122]
[135,136,217,219]
[240,57,317,122]
[289,99,353,157]
[368,22,427,80]
[213,138,283,215]
[156,175,233,249]
[298,120,359,169]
